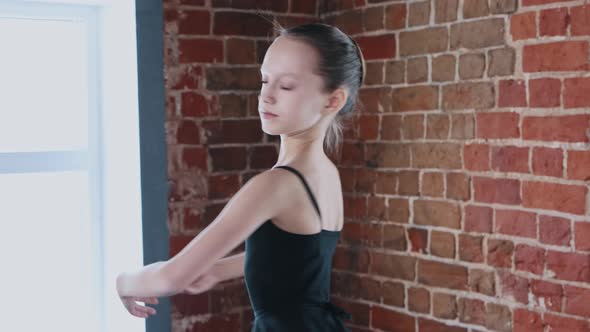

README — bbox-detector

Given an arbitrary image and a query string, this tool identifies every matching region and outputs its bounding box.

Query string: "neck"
[274,117,331,168]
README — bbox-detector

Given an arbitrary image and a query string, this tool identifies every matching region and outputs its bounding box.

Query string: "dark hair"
[273,22,366,154]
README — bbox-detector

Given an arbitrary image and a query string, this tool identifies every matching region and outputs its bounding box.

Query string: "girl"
[117,22,365,331]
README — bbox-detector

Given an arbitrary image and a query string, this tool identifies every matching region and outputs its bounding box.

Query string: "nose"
[259,86,275,105]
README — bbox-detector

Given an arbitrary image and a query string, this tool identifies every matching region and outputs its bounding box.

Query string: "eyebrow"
[259,70,300,79]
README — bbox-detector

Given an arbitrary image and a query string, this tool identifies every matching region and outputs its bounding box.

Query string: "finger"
[134,297,159,305]
[134,304,157,315]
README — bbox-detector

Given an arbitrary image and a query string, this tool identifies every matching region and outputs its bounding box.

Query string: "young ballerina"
[116,22,365,331]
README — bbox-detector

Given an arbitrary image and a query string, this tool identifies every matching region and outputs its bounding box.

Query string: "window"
[0,1,160,331]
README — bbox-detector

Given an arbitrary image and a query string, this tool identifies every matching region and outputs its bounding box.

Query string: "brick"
[402,114,424,139]
[491,146,530,173]
[499,271,529,304]
[175,120,200,144]
[530,78,561,108]
[565,285,590,318]
[496,209,537,238]
[430,231,455,258]
[539,215,571,246]
[464,0,489,18]
[458,297,485,325]
[366,143,410,168]
[488,47,515,77]
[325,11,363,36]
[469,269,495,296]
[381,115,402,140]
[166,64,202,90]
[358,115,379,140]
[459,234,484,262]
[531,280,563,312]
[372,306,416,332]
[523,115,590,143]
[383,224,407,251]
[414,199,461,229]
[387,198,410,224]
[419,259,468,290]
[333,247,370,273]
[213,12,273,36]
[181,92,209,117]
[488,239,514,268]
[451,18,504,50]
[543,313,590,331]
[177,10,210,35]
[459,53,485,79]
[364,62,384,86]
[465,205,493,233]
[409,1,430,27]
[365,6,385,31]
[359,87,393,113]
[344,196,367,220]
[408,287,430,313]
[400,27,448,56]
[426,114,449,139]
[511,12,536,40]
[523,181,587,215]
[432,293,457,319]
[451,113,475,139]
[523,41,590,72]
[568,150,590,180]
[499,79,527,107]
[412,143,462,169]
[464,144,490,171]
[179,38,223,63]
[476,112,520,139]
[385,3,407,30]
[341,142,365,167]
[575,222,590,251]
[540,7,569,36]
[422,172,444,197]
[474,177,521,205]
[208,174,239,199]
[210,146,247,171]
[407,57,428,83]
[408,228,428,253]
[513,309,543,332]
[546,251,590,282]
[370,252,416,281]
[382,280,405,307]
[290,0,316,14]
[564,77,590,108]
[392,86,439,111]
[226,38,255,64]
[385,60,405,84]
[486,303,512,332]
[435,0,458,23]
[356,34,396,60]
[399,170,420,195]
[446,172,470,201]
[206,67,260,90]
[532,147,563,177]
[432,54,456,82]
[202,119,262,143]
[523,0,576,5]
[571,4,590,36]
[515,244,545,275]
[419,318,467,332]
[442,82,495,110]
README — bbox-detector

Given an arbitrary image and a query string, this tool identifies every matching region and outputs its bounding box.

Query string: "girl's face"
[258,36,330,136]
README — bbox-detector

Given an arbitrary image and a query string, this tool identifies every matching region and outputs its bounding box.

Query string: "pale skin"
[116,35,349,318]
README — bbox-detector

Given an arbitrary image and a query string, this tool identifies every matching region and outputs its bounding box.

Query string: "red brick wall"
[162,0,320,330]
[163,0,590,331]
[325,0,590,331]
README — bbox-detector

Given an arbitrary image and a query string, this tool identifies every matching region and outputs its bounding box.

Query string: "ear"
[323,87,348,116]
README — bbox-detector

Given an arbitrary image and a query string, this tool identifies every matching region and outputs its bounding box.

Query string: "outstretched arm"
[116,169,289,298]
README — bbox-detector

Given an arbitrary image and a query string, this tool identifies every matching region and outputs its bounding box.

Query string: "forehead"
[260,36,318,77]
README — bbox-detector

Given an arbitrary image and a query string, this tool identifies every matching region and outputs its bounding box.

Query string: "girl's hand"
[183,270,220,295]
[119,296,158,318]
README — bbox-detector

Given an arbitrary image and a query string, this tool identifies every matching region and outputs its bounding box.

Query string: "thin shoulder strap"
[274,165,322,221]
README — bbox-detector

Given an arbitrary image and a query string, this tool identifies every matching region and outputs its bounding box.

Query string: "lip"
[260,110,278,118]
